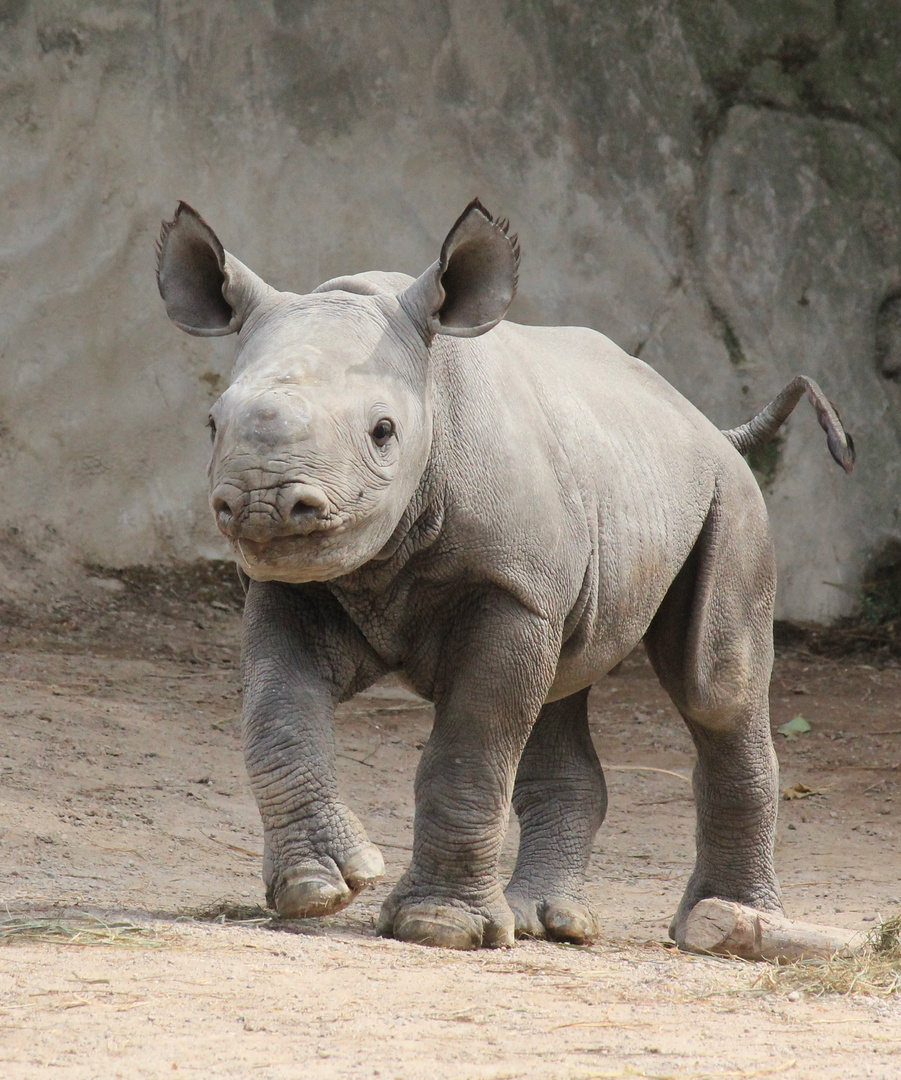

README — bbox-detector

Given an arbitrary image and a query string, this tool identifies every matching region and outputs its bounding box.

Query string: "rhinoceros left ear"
[156,202,274,337]
[401,200,520,340]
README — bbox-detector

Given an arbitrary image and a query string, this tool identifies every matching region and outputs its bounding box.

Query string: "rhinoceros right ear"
[156,203,274,337]
[400,199,520,340]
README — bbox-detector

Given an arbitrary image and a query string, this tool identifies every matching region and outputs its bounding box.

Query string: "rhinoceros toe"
[387,904,483,949]
[542,898,600,944]
[507,891,600,945]
[340,843,386,891]
[273,864,353,918]
[272,844,385,919]
[377,898,515,950]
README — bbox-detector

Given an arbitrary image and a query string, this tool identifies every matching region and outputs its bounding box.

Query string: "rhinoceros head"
[157,201,519,582]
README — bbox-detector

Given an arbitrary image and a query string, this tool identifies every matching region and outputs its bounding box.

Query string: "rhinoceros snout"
[211,481,331,541]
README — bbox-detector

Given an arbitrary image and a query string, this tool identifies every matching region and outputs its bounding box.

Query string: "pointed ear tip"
[456,200,519,254]
[159,201,196,238]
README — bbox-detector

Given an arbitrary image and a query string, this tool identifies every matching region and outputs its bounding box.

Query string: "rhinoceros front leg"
[241,580,388,919]
[377,594,559,950]
[506,687,607,944]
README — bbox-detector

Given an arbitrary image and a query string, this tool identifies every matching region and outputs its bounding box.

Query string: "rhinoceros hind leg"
[505,687,606,945]
[644,481,783,946]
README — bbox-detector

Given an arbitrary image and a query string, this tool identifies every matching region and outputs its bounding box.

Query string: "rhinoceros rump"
[157,200,852,951]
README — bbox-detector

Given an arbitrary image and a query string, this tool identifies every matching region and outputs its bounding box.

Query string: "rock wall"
[1,0,898,619]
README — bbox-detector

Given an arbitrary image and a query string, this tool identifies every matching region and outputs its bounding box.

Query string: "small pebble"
[787,991,801,1002]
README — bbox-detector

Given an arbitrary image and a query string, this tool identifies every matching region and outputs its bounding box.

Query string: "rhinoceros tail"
[721,376,855,474]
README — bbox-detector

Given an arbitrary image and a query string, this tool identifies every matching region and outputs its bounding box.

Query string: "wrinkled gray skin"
[157,201,853,950]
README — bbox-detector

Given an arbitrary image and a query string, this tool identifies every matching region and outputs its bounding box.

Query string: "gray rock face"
[1,0,898,619]
[701,106,900,617]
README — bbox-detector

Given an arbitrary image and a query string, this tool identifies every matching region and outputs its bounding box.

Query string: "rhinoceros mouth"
[234,530,343,561]
[232,527,368,584]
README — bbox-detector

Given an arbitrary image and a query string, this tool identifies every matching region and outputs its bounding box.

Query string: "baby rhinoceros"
[157,200,853,950]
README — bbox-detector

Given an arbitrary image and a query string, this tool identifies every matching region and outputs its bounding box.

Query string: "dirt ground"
[1,567,899,1079]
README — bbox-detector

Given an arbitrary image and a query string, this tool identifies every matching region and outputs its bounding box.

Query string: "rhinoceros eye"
[370,418,396,447]
[207,415,217,443]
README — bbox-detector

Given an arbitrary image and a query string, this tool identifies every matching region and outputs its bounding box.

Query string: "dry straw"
[0,913,163,948]
[184,899,273,925]
[753,912,901,997]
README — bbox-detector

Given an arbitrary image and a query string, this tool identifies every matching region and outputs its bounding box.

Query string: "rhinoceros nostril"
[290,497,324,524]
[212,496,235,526]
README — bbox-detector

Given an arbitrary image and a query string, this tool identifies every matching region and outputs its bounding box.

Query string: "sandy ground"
[1,569,900,1079]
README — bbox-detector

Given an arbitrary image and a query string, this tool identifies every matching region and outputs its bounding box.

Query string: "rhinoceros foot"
[377,886,515,950]
[506,891,600,945]
[669,874,784,948]
[271,844,385,919]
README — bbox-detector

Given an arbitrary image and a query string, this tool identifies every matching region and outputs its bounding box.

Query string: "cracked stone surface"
[0,0,899,619]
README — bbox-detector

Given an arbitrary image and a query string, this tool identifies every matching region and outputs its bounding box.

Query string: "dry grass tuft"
[184,899,273,925]
[0,913,163,948]
[871,911,901,956]
[753,912,901,997]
